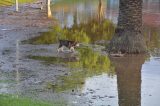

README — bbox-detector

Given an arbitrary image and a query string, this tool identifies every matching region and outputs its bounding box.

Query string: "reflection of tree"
[111,55,146,106]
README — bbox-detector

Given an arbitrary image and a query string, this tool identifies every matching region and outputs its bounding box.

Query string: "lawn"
[0,0,36,6]
[0,94,64,106]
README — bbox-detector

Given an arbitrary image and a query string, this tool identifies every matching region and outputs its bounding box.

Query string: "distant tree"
[47,0,52,18]
[98,0,104,22]
[15,0,18,11]
[108,0,147,54]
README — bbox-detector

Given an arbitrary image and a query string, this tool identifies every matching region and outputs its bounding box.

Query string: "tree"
[108,0,147,54]
[15,0,18,11]
[98,0,104,22]
[47,0,52,18]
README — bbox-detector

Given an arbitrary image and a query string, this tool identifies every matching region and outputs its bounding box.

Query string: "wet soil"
[1,1,160,106]
[0,0,71,102]
[0,1,109,105]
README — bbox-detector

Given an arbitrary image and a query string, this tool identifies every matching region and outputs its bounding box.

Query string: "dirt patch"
[1,1,56,27]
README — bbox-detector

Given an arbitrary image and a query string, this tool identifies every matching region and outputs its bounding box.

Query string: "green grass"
[18,0,36,4]
[22,19,115,45]
[0,94,64,106]
[0,0,36,6]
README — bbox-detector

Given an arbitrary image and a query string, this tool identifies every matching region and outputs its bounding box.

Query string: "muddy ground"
[0,1,100,105]
[2,1,160,106]
[0,0,70,103]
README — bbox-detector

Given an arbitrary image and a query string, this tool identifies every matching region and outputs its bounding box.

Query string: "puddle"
[1,0,160,106]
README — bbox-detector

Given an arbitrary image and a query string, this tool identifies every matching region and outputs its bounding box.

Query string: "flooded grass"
[51,64,115,92]
[28,47,115,92]
[28,47,114,73]
[0,80,15,83]
[1,0,160,105]
[22,32,58,45]
[27,53,79,65]
[27,46,115,92]
[27,55,65,64]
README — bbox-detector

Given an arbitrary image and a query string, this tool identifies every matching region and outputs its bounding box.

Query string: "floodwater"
[0,0,160,106]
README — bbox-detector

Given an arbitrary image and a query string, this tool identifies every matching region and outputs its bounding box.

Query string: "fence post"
[15,0,18,11]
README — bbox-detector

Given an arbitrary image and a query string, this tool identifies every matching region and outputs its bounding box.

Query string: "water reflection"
[141,56,160,106]
[52,0,106,27]
[52,0,160,28]
[52,0,119,27]
[111,55,146,106]
[28,47,114,92]
[4,0,159,105]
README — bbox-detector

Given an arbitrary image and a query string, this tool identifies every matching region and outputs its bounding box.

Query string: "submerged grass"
[0,94,55,106]
[52,47,115,92]
[27,55,67,65]
[28,47,115,92]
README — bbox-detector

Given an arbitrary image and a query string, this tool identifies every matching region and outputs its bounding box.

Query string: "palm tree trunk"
[108,0,147,54]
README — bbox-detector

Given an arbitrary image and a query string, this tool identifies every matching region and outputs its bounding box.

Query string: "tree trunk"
[108,0,147,54]
[47,0,52,18]
[15,0,18,11]
[98,0,104,22]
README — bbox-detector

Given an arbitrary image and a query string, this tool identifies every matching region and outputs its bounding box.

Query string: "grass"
[0,0,36,6]
[22,19,115,45]
[0,94,65,106]
[27,55,66,65]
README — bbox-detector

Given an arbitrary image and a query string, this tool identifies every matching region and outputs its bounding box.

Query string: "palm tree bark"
[108,0,147,54]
